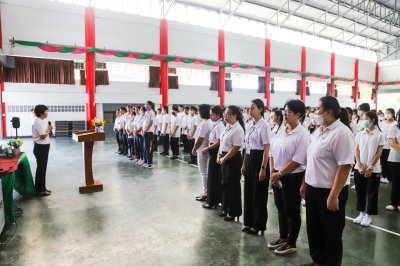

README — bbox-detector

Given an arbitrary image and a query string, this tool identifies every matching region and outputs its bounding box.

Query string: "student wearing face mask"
[300,96,354,266]
[386,110,400,212]
[380,108,397,184]
[353,111,385,227]
[356,103,371,132]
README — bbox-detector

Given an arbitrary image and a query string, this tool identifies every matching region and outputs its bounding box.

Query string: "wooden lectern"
[72,131,105,193]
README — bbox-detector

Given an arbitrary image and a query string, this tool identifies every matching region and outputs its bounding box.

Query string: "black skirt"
[207,146,222,206]
[221,151,243,217]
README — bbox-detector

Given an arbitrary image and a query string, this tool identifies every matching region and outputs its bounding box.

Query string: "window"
[336,84,352,96]
[359,85,373,99]
[308,80,327,94]
[274,77,297,92]
[176,68,210,86]
[106,62,149,82]
[230,73,258,89]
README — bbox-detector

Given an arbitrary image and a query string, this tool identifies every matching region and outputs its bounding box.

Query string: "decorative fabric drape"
[80,70,109,85]
[296,80,301,95]
[306,82,310,96]
[168,76,179,89]
[258,76,265,93]
[4,56,75,84]
[370,88,376,100]
[149,66,178,88]
[326,84,338,97]
[210,71,232,91]
[351,86,360,99]
[271,78,275,94]
[80,70,86,85]
[225,79,232,92]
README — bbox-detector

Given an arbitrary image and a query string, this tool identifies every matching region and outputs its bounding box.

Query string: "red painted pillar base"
[85,7,96,129]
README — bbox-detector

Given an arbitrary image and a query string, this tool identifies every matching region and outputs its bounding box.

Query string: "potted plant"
[8,138,24,155]
[91,117,105,133]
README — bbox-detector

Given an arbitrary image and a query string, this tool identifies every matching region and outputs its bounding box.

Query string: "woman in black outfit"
[217,106,245,221]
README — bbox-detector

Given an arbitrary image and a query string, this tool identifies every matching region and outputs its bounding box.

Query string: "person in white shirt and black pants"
[353,111,385,227]
[32,104,53,197]
[269,99,310,255]
[170,107,181,159]
[241,99,271,236]
[300,96,355,266]
[143,101,155,168]
[160,106,170,156]
[386,113,400,212]
[218,106,245,222]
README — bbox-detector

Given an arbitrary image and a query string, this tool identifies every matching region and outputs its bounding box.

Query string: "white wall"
[225,32,264,66]
[359,60,376,81]
[307,50,330,76]
[335,55,355,78]
[96,82,161,104]
[271,41,301,71]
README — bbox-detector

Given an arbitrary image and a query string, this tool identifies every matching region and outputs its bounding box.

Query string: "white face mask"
[357,110,365,117]
[313,112,325,126]
[352,114,357,120]
[384,113,393,120]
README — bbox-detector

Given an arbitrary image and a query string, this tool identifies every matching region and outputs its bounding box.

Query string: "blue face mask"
[363,121,372,129]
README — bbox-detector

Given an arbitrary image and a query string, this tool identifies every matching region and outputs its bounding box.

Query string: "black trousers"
[189,139,197,163]
[181,134,189,152]
[119,132,128,154]
[207,147,222,206]
[221,152,242,217]
[306,184,348,266]
[170,137,179,156]
[388,162,400,206]
[162,134,170,155]
[128,137,135,156]
[33,143,50,193]
[354,170,380,215]
[272,171,304,245]
[144,132,153,165]
[153,132,159,152]
[115,131,122,152]
[380,149,391,180]
[135,135,143,160]
[243,150,269,231]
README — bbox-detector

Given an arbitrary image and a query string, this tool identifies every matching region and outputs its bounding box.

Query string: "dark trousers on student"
[153,132,159,152]
[34,143,50,193]
[188,139,197,163]
[272,171,304,245]
[127,137,135,156]
[305,184,348,266]
[115,131,121,152]
[181,134,189,152]
[388,162,400,206]
[354,170,380,215]
[162,134,170,155]
[135,135,144,160]
[243,150,269,231]
[380,149,391,180]
[119,132,127,155]
[170,137,179,156]
[144,132,153,165]
[221,152,242,217]
[207,147,222,207]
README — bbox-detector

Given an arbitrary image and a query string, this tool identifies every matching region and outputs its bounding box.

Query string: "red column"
[301,47,306,102]
[374,63,379,110]
[0,12,6,137]
[218,30,225,107]
[160,19,168,107]
[85,7,96,129]
[354,59,359,108]
[265,39,271,109]
[330,53,335,96]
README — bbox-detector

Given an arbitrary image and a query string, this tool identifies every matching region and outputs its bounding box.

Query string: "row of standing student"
[191,97,399,266]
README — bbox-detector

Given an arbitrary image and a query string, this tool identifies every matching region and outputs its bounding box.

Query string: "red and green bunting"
[13,40,392,86]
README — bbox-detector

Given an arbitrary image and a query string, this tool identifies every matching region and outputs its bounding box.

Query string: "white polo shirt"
[119,113,127,130]
[135,115,144,131]
[219,121,245,154]
[154,114,162,133]
[181,114,189,135]
[209,120,225,144]
[195,119,212,153]
[270,124,310,173]
[142,110,155,133]
[246,118,271,151]
[305,119,355,189]
[126,118,135,138]
[114,116,121,130]
[170,115,181,138]
[161,114,170,135]
[354,128,385,173]
[271,123,285,138]
[387,124,400,162]
[33,118,50,145]
[188,115,199,137]
[380,121,397,150]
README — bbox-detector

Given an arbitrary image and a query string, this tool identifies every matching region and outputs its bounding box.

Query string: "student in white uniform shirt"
[241,99,272,236]
[379,108,397,184]
[355,103,370,132]
[268,99,310,256]
[153,108,162,152]
[126,111,136,159]
[118,107,128,155]
[181,107,190,153]
[32,105,53,196]
[142,101,155,168]
[353,111,385,227]
[218,106,245,222]
[345,107,358,136]
[160,106,171,156]
[300,96,355,266]
[188,106,199,165]
[202,106,225,209]
[170,107,181,160]
[193,105,213,202]
[122,105,133,156]
[135,106,146,164]
[113,109,122,153]
[271,110,285,137]
[386,113,400,212]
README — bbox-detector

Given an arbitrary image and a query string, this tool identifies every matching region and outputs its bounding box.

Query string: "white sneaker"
[138,160,144,165]
[351,185,356,190]
[360,214,372,227]
[386,204,396,211]
[380,177,390,184]
[353,212,365,224]
[142,163,148,168]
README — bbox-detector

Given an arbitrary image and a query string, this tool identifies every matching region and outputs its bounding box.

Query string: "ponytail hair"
[227,105,245,132]
[320,96,350,129]
[339,107,351,130]
[251,98,265,118]
[365,111,382,132]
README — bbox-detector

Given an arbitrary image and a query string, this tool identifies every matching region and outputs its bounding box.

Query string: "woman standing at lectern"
[32,104,53,197]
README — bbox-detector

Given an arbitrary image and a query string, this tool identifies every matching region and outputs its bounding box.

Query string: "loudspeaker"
[11,117,20,129]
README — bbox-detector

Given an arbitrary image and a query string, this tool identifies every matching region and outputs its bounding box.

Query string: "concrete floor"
[0,136,399,266]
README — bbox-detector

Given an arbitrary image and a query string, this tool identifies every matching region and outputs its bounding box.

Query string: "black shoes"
[202,204,217,209]
[219,212,227,217]
[224,216,239,222]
